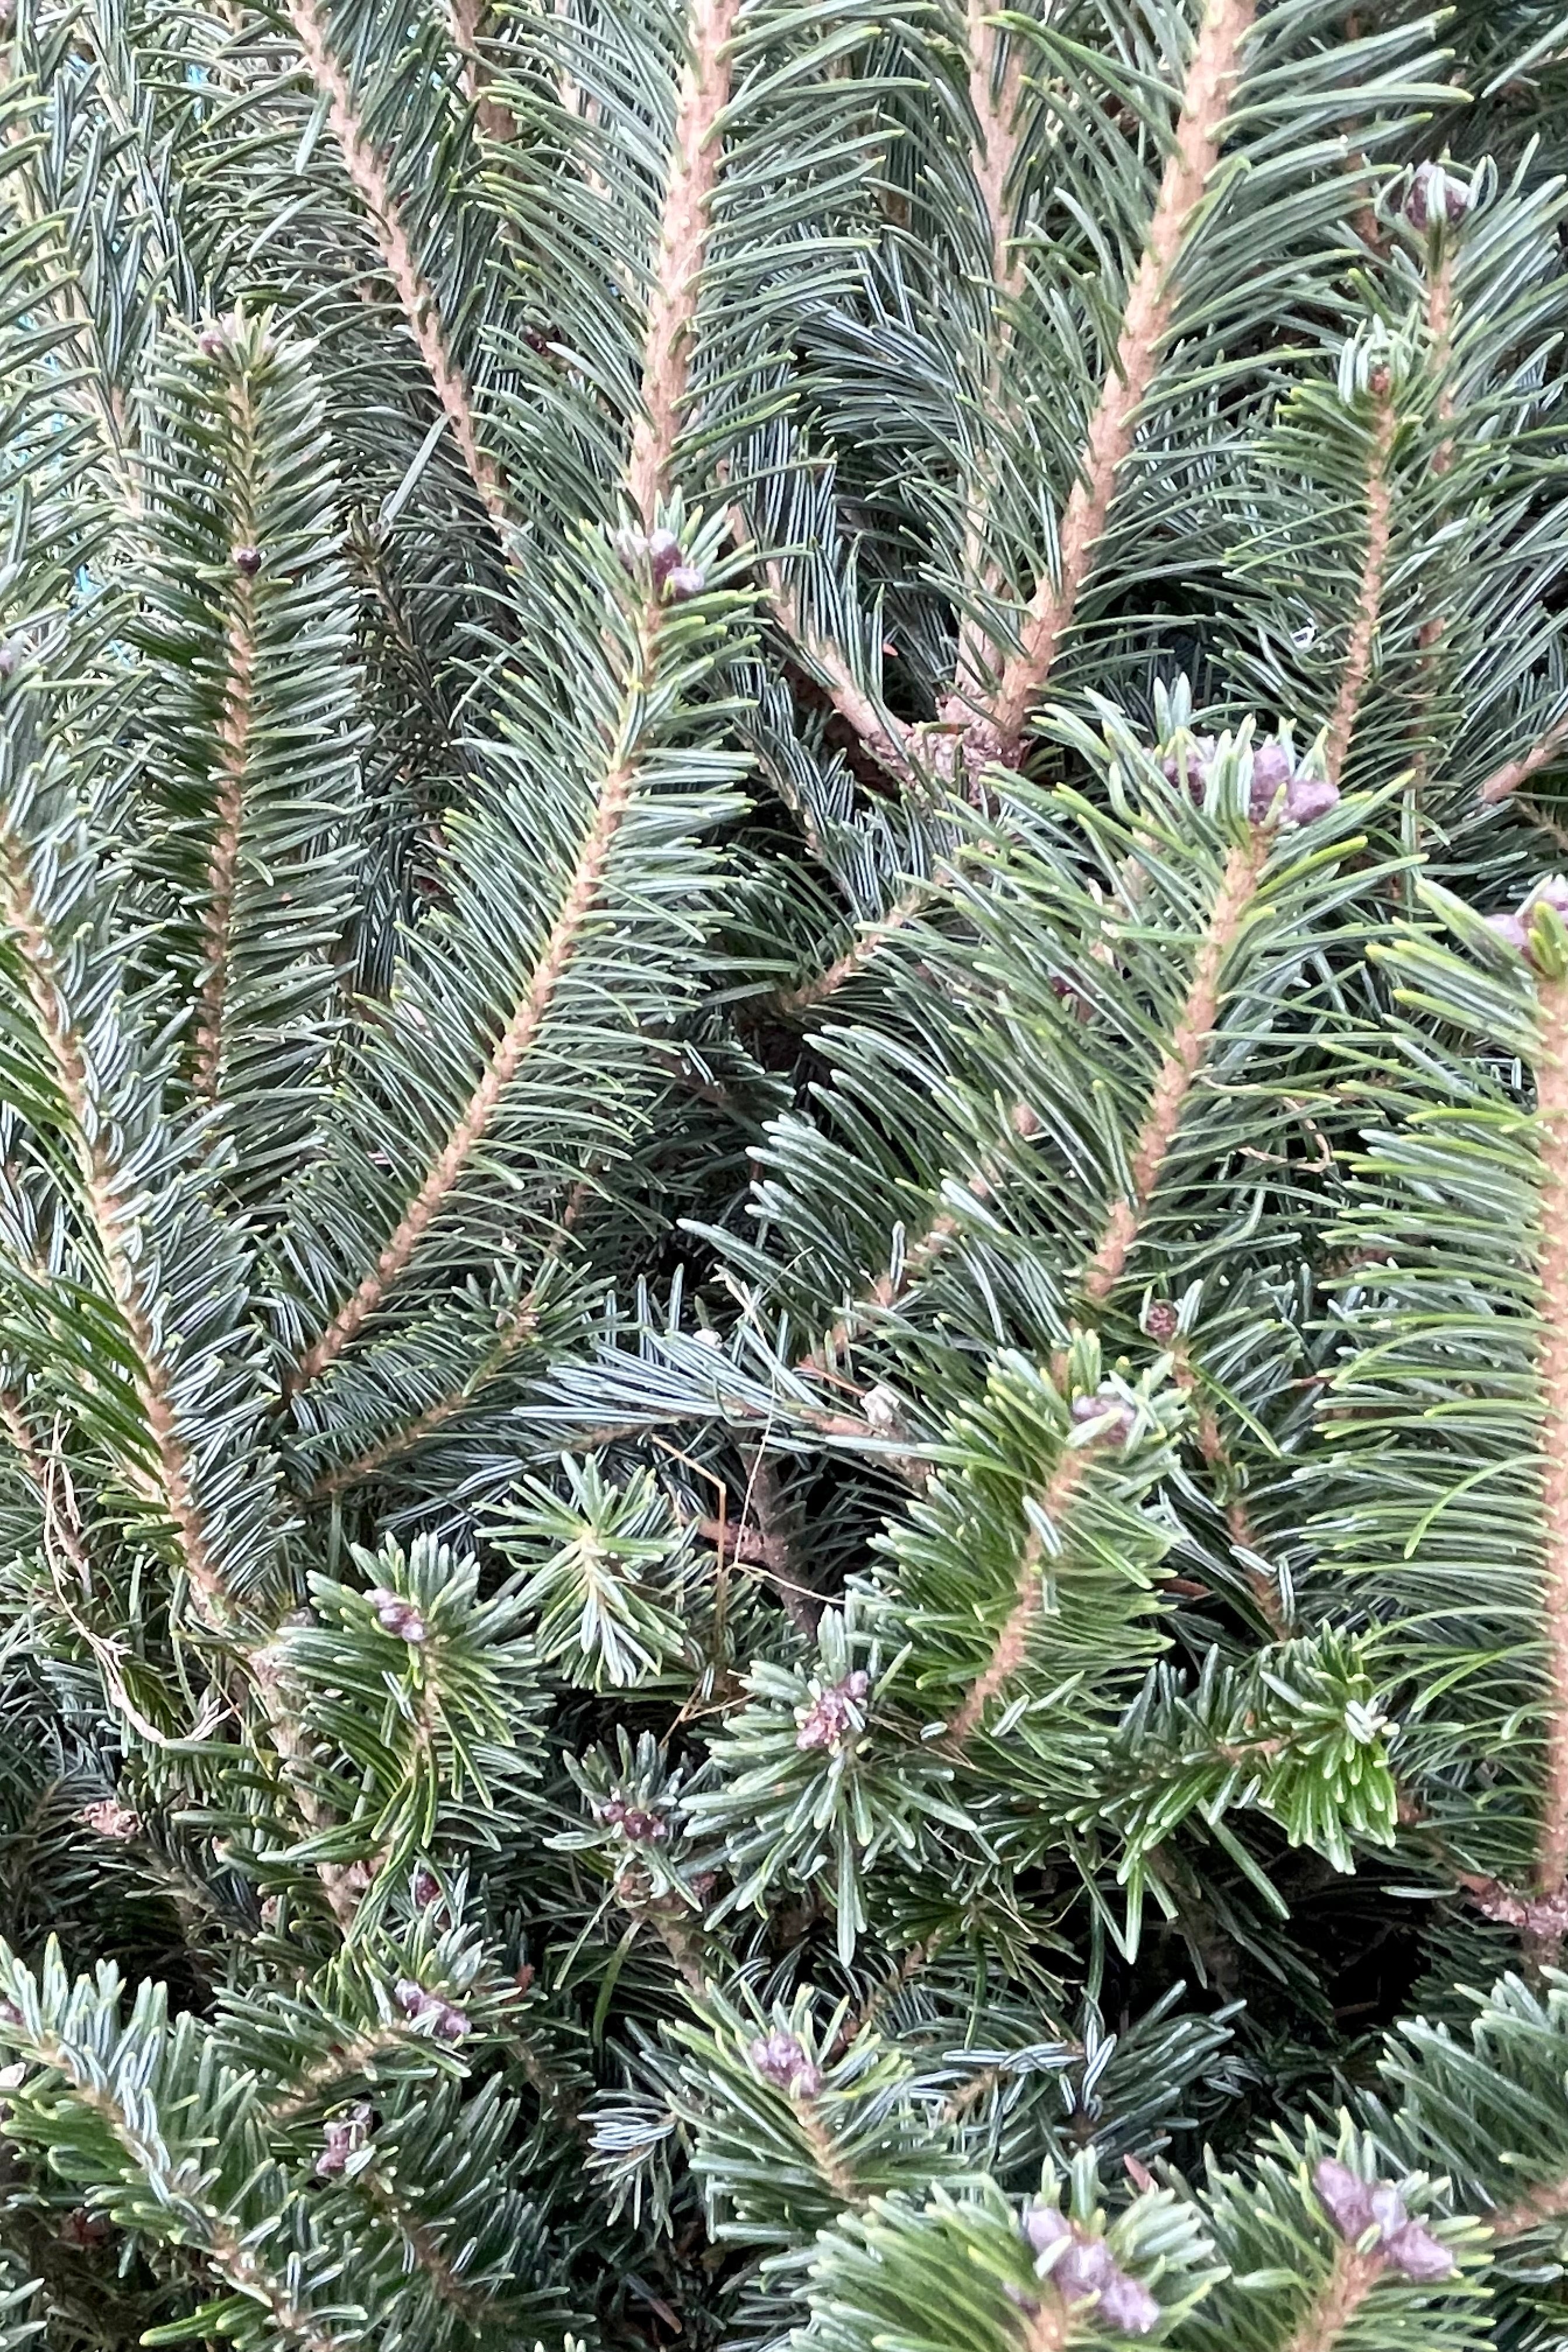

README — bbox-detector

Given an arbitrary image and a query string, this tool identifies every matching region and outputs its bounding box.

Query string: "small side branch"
[285,0,509,533]
[973,0,1258,768]
[943,1442,1085,1751]
[628,0,743,523]
[1080,831,1268,1305]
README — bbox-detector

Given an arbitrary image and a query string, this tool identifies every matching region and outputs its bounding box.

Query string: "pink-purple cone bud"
[1071,1385,1136,1444]
[1284,771,1339,827]
[1096,2273,1161,2336]
[1405,162,1472,233]
[79,1797,140,1840]
[648,527,682,582]
[1055,2236,1115,2298]
[1312,2159,1454,2280]
[394,1979,470,2040]
[1486,910,1530,954]
[1382,2218,1456,2282]
[598,1794,669,1842]
[664,564,706,601]
[1022,2204,1072,2256]
[197,326,228,359]
[1022,2208,1159,2336]
[1314,2158,1375,2239]
[233,545,262,576]
[366,1587,426,1642]
[795,1670,870,1754]
[1143,1301,1179,1342]
[1248,737,1295,820]
[1161,734,1217,801]
[748,2029,822,2098]
[314,2104,371,2177]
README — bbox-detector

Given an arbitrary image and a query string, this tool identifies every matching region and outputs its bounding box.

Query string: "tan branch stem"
[285,0,508,531]
[628,0,743,522]
[1492,2172,1568,2241]
[1280,2248,1384,2352]
[1080,831,1268,1304]
[1480,711,1568,808]
[194,371,258,1102]
[1172,1339,1287,1633]
[1325,373,1396,786]
[973,0,1258,766]
[447,0,516,140]
[951,1,1027,699]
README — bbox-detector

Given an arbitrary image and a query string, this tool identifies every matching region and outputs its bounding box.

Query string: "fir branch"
[800,1103,1039,1376]
[749,547,916,789]
[292,755,636,1387]
[359,2165,492,2324]
[1080,831,1269,1305]
[1530,967,1568,1946]
[0,832,232,1630]
[942,1440,1085,1751]
[1171,1338,1287,1635]
[304,1300,536,1494]
[1324,370,1397,786]
[769,886,933,1019]
[284,0,509,532]
[628,0,743,523]
[968,0,1259,770]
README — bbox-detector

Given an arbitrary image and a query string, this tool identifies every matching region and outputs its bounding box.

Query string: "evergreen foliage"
[1,0,1567,2343]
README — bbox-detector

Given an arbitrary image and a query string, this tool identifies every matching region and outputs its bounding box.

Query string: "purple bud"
[1314,2157,1376,2242]
[1405,163,1471,233]
[411,1866,440,1910]
[664,564,706,601]
[233,545,262,577]
[1054,2236,1115,2300]
[1528,876,1568,918]
[1161,734,1217,803]
[1383,2220,1456,2283]
[1143,1301,1179,1342]
[612,527,649,572]
[1022,2204,1072,2257]
[1486,910,1530,955]
[1071,1386,1136,1445]
[647,527,681,582]
[197,326,228,359]
[1096,2272,1162,2337]
[795,1670,871,1754]
[1248,738,1295,820]
[748,2029,821,2098]
[393,1978,469,2041]
[314,2103,371,2178]
[1368,2183,1409,2237]
[1284,771,1340,827]
[365,1587,427,1643]
[598,1795,669,1842]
